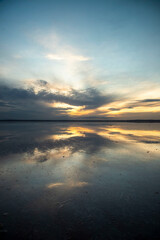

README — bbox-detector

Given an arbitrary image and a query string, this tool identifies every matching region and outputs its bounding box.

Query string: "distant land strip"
[0,119,160,123]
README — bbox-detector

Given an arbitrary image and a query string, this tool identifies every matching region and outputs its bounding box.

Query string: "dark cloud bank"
[0,81,115,119]
[0,80,160,120]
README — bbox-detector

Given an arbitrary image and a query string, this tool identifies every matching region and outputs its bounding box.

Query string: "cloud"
[37,79,48,86]
[0,84,114,108]
[45,53,91,62]
[65,88,114,109]
[139,98,160,103]
[0,80,160,120]
[0,81,115,119]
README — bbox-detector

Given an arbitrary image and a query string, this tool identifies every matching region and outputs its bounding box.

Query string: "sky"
[0,0,160,120]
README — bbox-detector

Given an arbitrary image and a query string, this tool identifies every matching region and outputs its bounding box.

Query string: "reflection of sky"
[0,122,160,195]
[0,123,160,238]
[0,122,160,172]
[0,122,160,156]
[0,0,160,119]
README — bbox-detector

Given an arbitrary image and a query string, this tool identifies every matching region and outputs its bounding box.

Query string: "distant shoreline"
[0,120,160,123]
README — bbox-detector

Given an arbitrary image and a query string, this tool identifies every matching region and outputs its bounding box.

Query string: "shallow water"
[0,122,160,240]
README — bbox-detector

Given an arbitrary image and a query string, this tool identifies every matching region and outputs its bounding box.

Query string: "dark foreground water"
[0,122,160,240]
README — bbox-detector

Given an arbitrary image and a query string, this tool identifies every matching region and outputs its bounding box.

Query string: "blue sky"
[0,0,160,119]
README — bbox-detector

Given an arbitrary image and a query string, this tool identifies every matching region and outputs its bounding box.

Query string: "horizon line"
[0,119,160,123]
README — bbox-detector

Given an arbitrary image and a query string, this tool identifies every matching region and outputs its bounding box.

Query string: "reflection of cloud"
[47,182,64,188]
[25,146,72,164]
[47,181,88,189]
[48,127,85,140]
[106,127,160,143]
[0,123,160,161]
[0,123,117,158]
[25,148,48,163]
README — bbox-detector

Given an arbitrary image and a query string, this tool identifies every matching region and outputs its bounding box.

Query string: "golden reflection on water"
[7,124,156,181]
[0,123,160,240]
[22,123,160,179]
[43,124,160,144]
[0,123,160,191]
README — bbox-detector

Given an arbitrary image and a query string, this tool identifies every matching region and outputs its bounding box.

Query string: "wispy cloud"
[46,53,90,62]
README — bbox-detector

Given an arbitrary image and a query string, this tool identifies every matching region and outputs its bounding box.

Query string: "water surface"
[0,122,160,239]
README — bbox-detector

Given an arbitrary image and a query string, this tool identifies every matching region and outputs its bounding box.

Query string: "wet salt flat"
[0,122,160,240]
